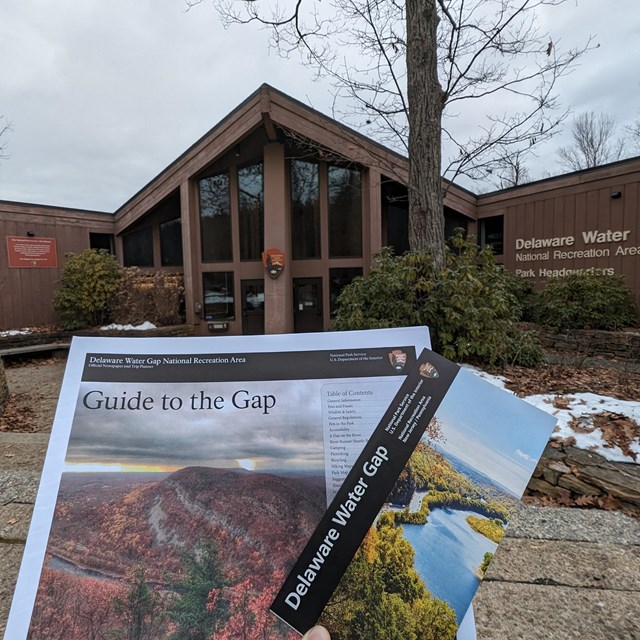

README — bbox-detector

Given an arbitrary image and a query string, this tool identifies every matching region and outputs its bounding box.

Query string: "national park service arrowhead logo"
[419,362,439,379]
[262,248,286,279]
[388,349,407,371]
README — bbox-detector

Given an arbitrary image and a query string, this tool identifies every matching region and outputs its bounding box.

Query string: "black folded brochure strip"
[270,348,460,634]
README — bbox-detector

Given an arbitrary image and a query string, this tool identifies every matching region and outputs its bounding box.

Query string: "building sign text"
[6,236,58,268]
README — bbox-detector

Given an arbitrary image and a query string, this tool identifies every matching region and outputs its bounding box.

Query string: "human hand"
[301,625,331,640]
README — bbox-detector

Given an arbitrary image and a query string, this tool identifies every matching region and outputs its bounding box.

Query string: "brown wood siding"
[479,169,640,307]
[0,203,113,329]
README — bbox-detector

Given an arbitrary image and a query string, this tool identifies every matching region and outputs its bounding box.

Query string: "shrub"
[502,270,536,322]
[111,268,184,326]
[534,272,639,331]
[333,232,545,367]
[53,249,122,329]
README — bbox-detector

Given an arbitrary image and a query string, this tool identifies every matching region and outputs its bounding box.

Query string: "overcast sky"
[1,0,639,212]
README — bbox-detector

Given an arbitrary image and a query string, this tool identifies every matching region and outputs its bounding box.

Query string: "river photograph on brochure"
[6,329,556,640]
[280,358,556,640]
[317,367,556,638]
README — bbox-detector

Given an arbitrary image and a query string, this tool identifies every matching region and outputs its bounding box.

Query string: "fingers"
[301,625,331,640]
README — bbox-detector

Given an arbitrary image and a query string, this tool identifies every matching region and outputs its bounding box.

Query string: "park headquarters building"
[1,85,639,334]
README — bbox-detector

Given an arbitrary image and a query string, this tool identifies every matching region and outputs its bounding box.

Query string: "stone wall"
[536,327,640,362]
[0,358,8,417]
[526,441,640,517]
[0,325,194,352]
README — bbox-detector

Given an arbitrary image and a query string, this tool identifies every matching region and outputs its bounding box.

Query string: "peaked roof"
[114,84,476,232]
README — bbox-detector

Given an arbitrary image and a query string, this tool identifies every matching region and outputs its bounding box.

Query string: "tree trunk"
[406,0,446,268]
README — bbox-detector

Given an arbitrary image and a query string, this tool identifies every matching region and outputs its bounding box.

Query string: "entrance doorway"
[241,279,265,335]
[293,277,323,333]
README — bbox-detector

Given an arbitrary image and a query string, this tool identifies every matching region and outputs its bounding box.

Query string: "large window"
[329,267,363,316]
[159,217,183,266]
[203,272,235,320]
[291,160,320,259]
[386,203,409,255]
[328,166,362,258]
[479,215,504,255]
[200,172,232,262]
[89,233,115,254]
[238,162,264,261]
[122,227,153,267]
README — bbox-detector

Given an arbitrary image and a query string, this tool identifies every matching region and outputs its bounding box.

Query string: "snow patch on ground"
[0,328,32,337]
[100,322,157,331]
[466,367,640,465]
[525,392,640,463]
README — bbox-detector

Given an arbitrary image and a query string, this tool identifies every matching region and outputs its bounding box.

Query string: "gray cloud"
[1,1,639,208]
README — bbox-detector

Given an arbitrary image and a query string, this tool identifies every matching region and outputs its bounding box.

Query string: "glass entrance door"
[241,279,265,335]
[293,277,323,333]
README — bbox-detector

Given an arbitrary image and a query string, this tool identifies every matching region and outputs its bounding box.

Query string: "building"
[1,85,639,333]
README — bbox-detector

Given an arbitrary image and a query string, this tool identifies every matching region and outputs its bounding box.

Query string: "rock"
[0,357,8,417]
[557,474,603,496]
[541,444,566,461]
[565,446,615,469]
[577,465,640,504]
[526,477,572,499]
[548,461,572,474]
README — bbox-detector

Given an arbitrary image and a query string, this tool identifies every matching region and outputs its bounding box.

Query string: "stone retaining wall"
[526,441,640,517]
[0,358,8,417]
[0,325,194,351]
[536,327,640,362]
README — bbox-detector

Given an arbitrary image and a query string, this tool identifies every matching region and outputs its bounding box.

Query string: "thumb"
[302,625,331,640]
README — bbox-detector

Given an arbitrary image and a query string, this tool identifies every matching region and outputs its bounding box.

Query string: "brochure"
[6,327,428,639]
[272,350,557,637]
[6,327,556,640]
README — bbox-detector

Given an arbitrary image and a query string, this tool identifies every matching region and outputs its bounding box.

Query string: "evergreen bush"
[333,232,544,367]
[52,249,122,329]
[534,272,638,331]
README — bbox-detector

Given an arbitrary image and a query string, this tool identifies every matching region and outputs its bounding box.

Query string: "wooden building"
[1,85,639,333]
[476,157,640,299]
[0,201,114,329]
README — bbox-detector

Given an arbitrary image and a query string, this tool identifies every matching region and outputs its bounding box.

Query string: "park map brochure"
[6,327,556,640]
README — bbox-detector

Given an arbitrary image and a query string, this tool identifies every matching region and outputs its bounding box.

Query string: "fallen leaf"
[593,412,639,461]
[553,396,573,409]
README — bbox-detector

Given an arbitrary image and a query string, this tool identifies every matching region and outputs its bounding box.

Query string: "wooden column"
[180,179,202,330]
[263,143,293,333]
[366,168,383,272]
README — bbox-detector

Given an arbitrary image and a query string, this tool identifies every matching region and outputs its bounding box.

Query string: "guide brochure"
[5,327,555,640]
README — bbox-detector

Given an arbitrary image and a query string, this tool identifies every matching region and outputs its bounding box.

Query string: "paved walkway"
[474,503,640,639]
[1,432,639,639]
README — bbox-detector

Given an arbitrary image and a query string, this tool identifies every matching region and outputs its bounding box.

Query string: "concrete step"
[474,505,640,640]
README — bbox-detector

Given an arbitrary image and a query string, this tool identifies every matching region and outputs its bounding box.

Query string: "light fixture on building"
[26,231,35,236]
[611,191,622,199]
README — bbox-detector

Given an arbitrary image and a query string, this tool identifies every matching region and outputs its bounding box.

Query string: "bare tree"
[0,115,11,160]
[557,111,627,171]
[490,147,532,189]
[195,0,590,266]
[625,113,640,154]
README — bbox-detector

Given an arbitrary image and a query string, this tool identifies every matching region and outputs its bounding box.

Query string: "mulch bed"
[500,363,640,402]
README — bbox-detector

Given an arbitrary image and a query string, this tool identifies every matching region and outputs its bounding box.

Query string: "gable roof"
[114,84,476,232]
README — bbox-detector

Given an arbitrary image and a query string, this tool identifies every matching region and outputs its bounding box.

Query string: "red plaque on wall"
[262,247,286,279]
[6,236,58,268]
